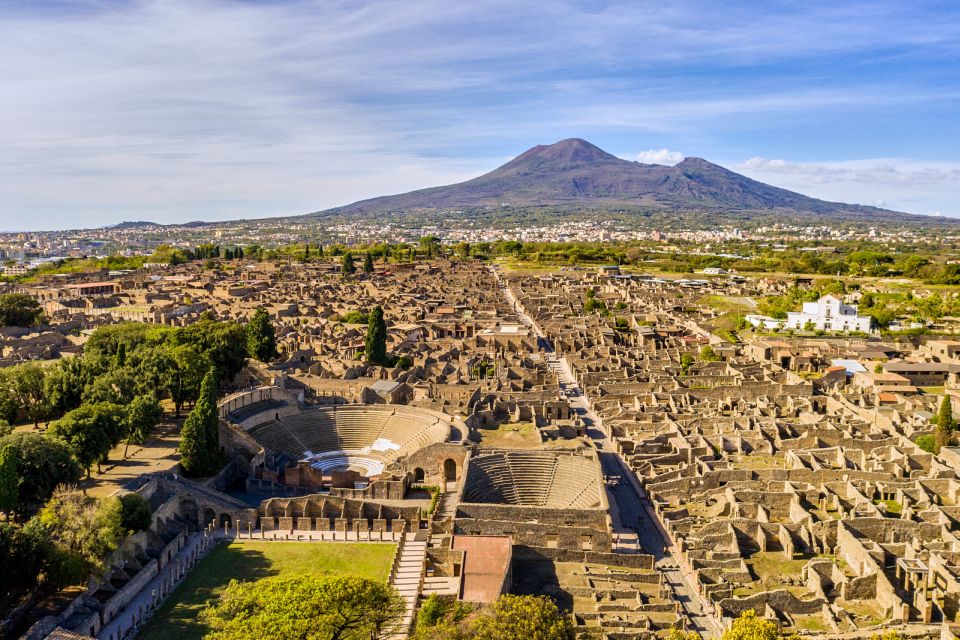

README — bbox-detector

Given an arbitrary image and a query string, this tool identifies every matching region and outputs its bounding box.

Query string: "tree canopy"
[720,609,779,640]
[414,594,574,640]
[200,574,404,640]
[0,293,44,327]
[0,432,82,512]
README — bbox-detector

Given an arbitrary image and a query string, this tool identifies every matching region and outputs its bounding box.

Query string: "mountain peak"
[509,138,620,166]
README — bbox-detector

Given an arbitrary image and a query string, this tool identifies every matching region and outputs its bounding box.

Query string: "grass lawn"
[475,422,542,448]
[138,541,396,640]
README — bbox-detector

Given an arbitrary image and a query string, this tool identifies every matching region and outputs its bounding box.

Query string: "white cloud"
[738,157,960,186]
[736,157,960,217]
[632,149,685,165]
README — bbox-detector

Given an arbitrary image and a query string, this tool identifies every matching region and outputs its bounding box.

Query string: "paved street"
[496,266,721,637]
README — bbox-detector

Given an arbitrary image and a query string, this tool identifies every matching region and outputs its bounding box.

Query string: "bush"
[914,434,936,453]
[119,493,152,533]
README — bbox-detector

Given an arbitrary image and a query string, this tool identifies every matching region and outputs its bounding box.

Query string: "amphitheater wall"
[454,510,611,552]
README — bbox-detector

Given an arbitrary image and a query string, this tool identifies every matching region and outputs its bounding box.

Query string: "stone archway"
[203,508,216,528]
[443,458,457,482]
[413,467,425,483]
[220,513,233,530]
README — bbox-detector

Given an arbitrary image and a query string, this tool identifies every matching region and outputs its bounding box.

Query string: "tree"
[179,367,221,477]
[51,403,126,477]
[680,354,695,375]
[178,315,248,382]
[0,293,43,327]
[0,520,50,597]
[44,356,93,417]
[246,307,278,362]
[699,345,719,362]
[0,444,18,516]
[160,344,210,417]
[364,251,375,273]
[0,369,18,425]
[935,394,955,452]
[35,488,125,585]
[342,251,356,276]
[82,366,138,405]
[119,492,152,533]
[123,394,163,457]
[200,574,404,640]
[469,594,574,640]
[667,629,702,640]
[0,432,82,512]
[721,610,778,640]
[1,362,50,426]
[365,305,388,365]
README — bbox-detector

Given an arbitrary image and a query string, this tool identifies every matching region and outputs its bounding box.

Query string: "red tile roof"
[452,535,512,604]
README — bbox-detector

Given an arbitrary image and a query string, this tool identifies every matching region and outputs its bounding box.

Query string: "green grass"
[874,499,903,515]
[138,541,396,640]
[474,421,542,448]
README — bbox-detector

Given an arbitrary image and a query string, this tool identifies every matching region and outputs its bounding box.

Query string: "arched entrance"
[220,513,232,529]
[203,508,216,528]
[443,459,457,482]
[413,467,425,483]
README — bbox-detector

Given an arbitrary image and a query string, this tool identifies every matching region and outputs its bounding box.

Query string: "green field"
[138,541,396,640]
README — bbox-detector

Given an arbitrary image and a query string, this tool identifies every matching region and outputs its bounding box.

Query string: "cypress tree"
[0,444,18,515]
[935,395,955,452]
[246,307,278,362]
[180,368,220,477]
[342,252,356,277]
[363,252,374,273]
[365,306,388,365]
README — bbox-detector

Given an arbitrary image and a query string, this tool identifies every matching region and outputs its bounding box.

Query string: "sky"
[1,0,959,231]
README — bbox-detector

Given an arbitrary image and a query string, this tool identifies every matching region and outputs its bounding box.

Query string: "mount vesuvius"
[319,138,921,223]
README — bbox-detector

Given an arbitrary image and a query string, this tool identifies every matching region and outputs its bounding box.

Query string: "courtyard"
[137,541,396,640]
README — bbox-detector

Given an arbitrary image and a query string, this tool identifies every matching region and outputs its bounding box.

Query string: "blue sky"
[1,0,959,230]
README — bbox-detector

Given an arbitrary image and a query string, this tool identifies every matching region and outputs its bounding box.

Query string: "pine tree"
[342,252,356,277]
[363,252,374,273]
[246,307,278,362]
[365,306,388,365]
[180,368,220,477]
[935,394,955,452]
[0,444,19,515]
[303,244,311,261]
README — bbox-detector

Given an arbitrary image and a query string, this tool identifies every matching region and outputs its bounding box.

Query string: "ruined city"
[2,251,959,640]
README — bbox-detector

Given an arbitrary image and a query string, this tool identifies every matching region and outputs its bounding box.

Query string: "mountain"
[105,220,161,229]
[322,138,912,222]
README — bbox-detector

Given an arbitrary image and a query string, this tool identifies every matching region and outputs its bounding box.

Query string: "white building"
[786,295,873,333]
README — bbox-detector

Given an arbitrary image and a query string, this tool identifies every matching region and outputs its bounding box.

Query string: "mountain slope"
[323,138,903,220]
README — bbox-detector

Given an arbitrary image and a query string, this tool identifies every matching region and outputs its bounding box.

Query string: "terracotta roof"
[452,535,512,604]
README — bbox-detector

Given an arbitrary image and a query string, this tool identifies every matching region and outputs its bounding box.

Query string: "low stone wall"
[513,545,655,569]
